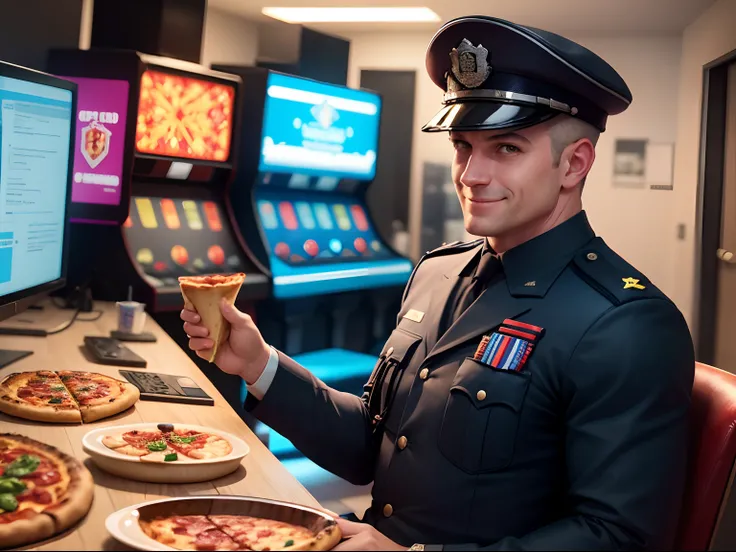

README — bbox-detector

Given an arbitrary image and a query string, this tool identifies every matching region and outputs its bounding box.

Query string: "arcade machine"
[47,50,271,412]
[218,66,414,461]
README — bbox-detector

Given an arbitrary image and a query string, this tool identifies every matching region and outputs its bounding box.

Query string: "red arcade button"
[303,239,319,257]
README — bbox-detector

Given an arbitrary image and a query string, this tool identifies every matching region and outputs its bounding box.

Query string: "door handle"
[717,248,736,263]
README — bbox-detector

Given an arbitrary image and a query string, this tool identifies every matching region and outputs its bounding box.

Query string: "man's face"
[450,124,564,238]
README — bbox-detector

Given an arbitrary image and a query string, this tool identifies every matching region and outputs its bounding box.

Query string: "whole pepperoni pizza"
[0,434,94,548]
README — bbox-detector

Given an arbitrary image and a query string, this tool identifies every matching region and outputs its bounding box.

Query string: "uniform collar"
[471,211,595,297]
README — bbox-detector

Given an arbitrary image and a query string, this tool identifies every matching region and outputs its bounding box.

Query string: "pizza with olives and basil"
[102,423,233,463]
[140,513,341,551]
[0,434,94,549]
[0,371,140,424]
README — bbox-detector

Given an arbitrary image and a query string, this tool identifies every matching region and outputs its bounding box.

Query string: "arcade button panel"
[257,195,394,266]
[123,196,262,290]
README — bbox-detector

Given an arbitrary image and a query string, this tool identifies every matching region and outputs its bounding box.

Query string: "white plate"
[82,422,249,483]
[105,496,340,551]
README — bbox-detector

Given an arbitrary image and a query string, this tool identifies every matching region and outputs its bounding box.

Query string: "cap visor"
[421,102,557,132]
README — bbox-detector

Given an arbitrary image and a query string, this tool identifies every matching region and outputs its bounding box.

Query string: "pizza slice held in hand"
[178,273,245,363]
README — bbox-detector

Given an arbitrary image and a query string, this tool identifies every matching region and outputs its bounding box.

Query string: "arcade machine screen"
[134,69,234,162]
[123,69,255,294]
[255,73,412,299]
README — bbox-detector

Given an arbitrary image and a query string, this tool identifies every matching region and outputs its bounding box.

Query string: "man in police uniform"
[182,15,695,551]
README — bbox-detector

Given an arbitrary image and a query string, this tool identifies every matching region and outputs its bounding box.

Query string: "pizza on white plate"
[102,423,233,463]
[140,513,341,551]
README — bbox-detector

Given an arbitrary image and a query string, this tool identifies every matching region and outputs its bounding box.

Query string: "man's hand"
[333,518,406,551]
[181,300,270,384]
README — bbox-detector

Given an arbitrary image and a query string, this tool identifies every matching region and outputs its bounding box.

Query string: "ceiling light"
[261,7,441,24]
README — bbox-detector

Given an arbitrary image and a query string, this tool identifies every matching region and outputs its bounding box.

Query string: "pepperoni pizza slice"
[178,273,245,362]
[208,515,321,551]
[139,515,239,550]
[57,371,140,423]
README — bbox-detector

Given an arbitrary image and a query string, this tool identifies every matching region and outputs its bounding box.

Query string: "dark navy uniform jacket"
[245,211,694,550]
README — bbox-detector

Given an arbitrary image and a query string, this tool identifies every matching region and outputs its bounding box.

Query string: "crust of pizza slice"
[178,273,245,362]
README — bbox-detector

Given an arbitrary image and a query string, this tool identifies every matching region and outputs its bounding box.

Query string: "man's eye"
[452,140,470,151]
[499,144,521,154]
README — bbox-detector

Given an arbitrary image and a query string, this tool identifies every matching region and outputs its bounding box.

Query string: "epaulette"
[401,239,483,305]
[422,238,484,260]
[572,237,665,306]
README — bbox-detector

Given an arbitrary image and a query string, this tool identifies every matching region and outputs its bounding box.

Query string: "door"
[714,62,736,372]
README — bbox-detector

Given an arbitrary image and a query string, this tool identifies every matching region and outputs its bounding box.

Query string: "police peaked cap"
[422,16,633,133]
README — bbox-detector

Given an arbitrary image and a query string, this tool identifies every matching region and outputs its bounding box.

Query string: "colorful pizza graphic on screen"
[135,69,235,162]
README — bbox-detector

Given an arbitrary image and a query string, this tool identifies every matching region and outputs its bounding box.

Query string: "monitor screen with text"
[0,74,73,298]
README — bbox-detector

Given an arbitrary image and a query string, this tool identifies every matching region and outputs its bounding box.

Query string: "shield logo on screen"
[81,122,112,168]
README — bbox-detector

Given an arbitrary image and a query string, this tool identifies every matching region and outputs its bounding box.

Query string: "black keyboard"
[84,336,147,368]
[120,370,215,406]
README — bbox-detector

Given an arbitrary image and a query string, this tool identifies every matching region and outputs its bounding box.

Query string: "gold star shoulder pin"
[622,277,645,290]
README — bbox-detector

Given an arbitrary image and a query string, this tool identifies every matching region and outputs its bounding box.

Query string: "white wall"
[347,31,684,302]
[201,7,259,67]
[671,0,736,331]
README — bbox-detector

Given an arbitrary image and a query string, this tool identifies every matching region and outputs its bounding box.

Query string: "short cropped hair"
[548,115,600,187]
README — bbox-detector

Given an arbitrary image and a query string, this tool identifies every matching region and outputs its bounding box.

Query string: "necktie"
[449,248,502,326]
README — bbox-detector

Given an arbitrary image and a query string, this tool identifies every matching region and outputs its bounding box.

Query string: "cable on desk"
[78,311,103,322]
[45,308,104,335]
[46,308,83,335]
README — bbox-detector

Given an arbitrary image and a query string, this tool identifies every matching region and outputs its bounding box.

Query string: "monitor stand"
[0,349,33,369]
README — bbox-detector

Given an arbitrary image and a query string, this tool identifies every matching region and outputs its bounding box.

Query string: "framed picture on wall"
[612,138,675,190]
[613,138,647,187]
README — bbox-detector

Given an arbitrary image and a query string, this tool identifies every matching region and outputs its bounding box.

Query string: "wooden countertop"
[0,301,318,551]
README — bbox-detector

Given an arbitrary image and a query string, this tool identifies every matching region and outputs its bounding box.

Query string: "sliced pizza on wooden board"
[0,371,140,424]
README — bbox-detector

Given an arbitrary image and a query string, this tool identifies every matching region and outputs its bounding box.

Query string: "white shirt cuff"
[246,346,279,400]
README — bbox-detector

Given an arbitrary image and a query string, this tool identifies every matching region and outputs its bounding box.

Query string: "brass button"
[397,436,408,450]
[383,504,393,517]
[386,347,394,356]
[419,368,429,380]
[586,252,598,261]
[476,390,487,401]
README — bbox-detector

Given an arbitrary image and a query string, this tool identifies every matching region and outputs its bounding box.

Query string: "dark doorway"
[360,70,416,250]
[695,48,736,371]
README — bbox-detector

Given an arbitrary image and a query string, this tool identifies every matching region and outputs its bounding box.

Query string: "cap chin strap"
[444,88,578,116]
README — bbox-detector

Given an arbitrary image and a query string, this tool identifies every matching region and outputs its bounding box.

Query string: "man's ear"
[561,138,595,190]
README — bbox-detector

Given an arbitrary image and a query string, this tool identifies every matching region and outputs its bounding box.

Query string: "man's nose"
[460,155,492,188]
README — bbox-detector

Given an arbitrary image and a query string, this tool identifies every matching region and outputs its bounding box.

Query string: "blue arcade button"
[329,239,343,254]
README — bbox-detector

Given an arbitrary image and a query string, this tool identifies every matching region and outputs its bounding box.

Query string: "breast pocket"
[365,328,423,435]
[439,357,531,474]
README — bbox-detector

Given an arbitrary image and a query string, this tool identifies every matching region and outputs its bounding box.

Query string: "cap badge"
[450,39,491,89]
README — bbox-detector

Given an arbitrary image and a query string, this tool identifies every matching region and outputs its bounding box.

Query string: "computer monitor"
[0,60,76,368]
